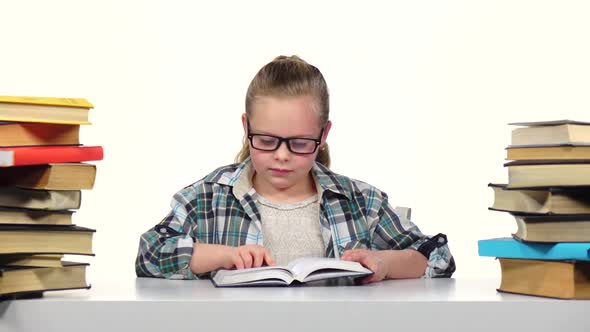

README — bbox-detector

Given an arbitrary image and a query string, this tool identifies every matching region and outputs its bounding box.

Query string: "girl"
[136,55,455,282]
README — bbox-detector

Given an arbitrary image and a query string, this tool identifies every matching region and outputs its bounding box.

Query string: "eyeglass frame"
[246,119,325,155]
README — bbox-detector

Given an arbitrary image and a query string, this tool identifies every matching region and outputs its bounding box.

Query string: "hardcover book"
[0,187,81,210]
[505,159,590,188]
[0,207,73,225]
[0,224,95,255]
[506,143,590,160]
[0,96,92,125]
[510,120,590,146]
[497,258,590,299]
[0,254,64,268]
[0,163,97,190]
[510,214,590,242]
[212,257,372,287]
[489,183,590,214]
[478,237,590,261]
[0,145,103,167]
[0,122,80,147]
[0,262,89,298]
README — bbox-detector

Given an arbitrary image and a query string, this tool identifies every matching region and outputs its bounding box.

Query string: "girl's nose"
[273,141,291,161]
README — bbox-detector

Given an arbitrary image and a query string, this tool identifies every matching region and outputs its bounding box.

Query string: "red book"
[0,146,103,167]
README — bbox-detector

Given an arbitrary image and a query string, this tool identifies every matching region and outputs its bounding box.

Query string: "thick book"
[0,207,73,225]
[0,224,95,255]
[511,213,590,242]
[506,143,590,160]
[478,237,590,261]
[0,145,103,167]
[212,257,373,287]
[0,122,80,147]
[489,183,590,214]
[0,187,81,210]
[510,120,590,146]
[0,96,92,125]
[505,159,590,188]
[0,163,97,190]
[0,261,90,298]
[497,258,590,299]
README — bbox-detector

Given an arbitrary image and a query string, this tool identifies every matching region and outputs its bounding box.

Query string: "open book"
[211,257,373,287]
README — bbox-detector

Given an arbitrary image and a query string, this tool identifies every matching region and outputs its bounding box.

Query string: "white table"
[1,278,589,332]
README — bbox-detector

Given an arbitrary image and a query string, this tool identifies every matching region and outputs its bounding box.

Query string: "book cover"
[504,159,590,166]
[478,237,590,261]
[0,96,93,108]
[0,145,103,167]
[212,257,373,287]
[509,120,590,126]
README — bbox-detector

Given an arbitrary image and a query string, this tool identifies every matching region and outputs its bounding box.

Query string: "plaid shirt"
[136,158,455,279]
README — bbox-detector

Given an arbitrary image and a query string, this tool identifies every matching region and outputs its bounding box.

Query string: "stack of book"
[0,96,103,299]
[479,120,590,299]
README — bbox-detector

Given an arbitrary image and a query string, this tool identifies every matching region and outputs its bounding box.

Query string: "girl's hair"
[235,55,331,168]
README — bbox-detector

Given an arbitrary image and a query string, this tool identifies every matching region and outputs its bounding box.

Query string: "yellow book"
[0,96,93,108]
[0,96,93,125]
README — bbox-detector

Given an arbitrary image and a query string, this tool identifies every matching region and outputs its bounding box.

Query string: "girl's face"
[243,95,331,196]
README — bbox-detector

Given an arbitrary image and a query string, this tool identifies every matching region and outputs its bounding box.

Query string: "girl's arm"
[342,248,427,283]
[342,187,455,282]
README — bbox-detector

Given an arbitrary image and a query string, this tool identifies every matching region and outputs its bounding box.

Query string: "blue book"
[478,237,590,261]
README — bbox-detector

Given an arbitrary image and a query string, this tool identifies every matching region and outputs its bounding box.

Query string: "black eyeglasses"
[247,119,324,154]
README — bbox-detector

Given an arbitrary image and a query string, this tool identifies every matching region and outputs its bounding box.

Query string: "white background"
[1,0,589,280]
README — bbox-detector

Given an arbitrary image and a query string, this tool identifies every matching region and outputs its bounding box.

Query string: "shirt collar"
[215,157,351,201]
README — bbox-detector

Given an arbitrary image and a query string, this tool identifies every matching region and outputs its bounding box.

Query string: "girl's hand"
[224,245,275,269]
[341,249,388,284]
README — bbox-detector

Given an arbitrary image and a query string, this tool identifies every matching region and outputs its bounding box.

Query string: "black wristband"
[417,233,448,258]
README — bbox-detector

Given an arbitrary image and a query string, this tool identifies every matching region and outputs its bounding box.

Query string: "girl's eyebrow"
[249,126,319,139]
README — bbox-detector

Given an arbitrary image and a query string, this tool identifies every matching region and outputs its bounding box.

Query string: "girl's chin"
[268,178,293,189]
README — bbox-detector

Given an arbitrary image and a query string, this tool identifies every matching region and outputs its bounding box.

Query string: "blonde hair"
[235,55,331,168]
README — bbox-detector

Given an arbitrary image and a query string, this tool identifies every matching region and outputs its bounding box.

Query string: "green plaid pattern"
[135,158,455,279]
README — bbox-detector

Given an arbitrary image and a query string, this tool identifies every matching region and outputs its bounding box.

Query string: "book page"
[212,266,294,286]
[287,257,372,282]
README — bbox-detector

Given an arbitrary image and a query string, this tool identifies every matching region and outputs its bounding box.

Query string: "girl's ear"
[321,120,332,146]
[241,113,248,135]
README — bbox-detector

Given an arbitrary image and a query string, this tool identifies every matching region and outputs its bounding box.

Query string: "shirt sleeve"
[135,188,199,280]
[370,191,456,278]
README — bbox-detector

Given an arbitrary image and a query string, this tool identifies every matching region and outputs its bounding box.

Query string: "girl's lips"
[269,168,292,175]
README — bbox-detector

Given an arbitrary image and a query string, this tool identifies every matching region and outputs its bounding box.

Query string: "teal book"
[478,237,590,261]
